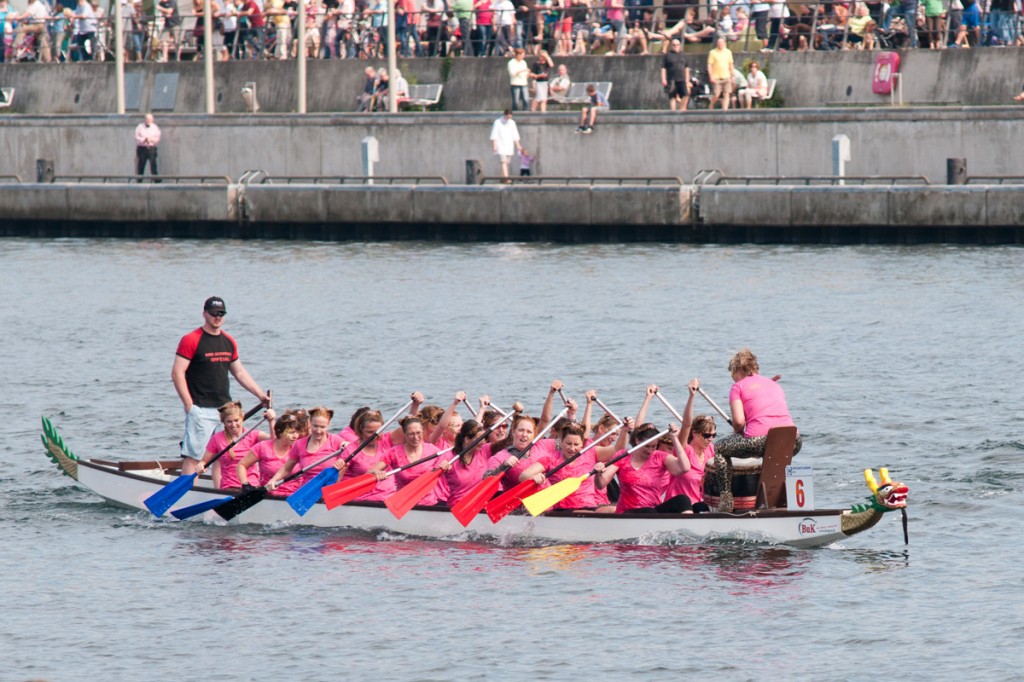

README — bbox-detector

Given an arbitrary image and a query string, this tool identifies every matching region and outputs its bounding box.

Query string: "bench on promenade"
[550,81,613,109]
[400,84,444,111]
[754,78,777,107]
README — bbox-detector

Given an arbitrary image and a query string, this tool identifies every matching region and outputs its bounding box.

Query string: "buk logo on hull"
[798,518,817,535]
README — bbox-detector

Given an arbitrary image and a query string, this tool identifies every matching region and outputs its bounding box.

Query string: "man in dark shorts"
[660,39,690,111]
[171,296,269,475]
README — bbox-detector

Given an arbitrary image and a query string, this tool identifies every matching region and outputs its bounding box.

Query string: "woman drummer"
[713,349,799,511]
[197,401,272,489]
[716,348,799,459]
[236,410,303,497]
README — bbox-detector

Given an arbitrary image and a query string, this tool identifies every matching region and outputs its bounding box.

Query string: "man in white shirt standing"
[135,113,162,179]
[490,109,523,179]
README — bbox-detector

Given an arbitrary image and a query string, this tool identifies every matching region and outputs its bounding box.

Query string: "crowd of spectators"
[2,0,1021,63]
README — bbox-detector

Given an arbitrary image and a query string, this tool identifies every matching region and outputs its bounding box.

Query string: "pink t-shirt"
[547,449,603,510]
[383,442,443,506]
[613,449,672,513]
[665,442,714,503]
[340,441,395,502]
[485,439,560,492]
[205,429,263,489]
[288,433,345,487]
[249,439,301,496]
[730,374,795,437]
[440,449,490,507]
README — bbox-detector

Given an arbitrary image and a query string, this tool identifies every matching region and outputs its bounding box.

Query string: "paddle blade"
[143,473,197,517]
[170,496,234,520]
[322,473,379,510]
[287,467,339,516]
[450,476,502,528]
[522,475,587,516]
[485,479,539,523]
[385,469,444,520]
[214,487,268,521]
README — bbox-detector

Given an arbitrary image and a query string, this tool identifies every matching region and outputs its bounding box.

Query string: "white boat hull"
[75,458,861,548]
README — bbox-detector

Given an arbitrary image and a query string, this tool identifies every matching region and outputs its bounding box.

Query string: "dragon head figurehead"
[853,467,908,513]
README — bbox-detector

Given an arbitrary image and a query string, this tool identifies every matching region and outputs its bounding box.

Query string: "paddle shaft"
[383,446,452,478]
[600,428,670,472]
[593,397,623,424]
[542,423,623,481]
[697,387,733,426]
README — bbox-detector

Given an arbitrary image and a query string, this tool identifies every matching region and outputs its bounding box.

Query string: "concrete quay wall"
[2,49,1024,114]
[3,181,1024,244]
[2,108,1023,185]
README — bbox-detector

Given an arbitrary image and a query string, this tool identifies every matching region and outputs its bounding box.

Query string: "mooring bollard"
[465,160,483,185]
[946,158,967,185]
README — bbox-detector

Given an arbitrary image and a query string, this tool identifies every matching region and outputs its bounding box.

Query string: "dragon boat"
[40,417,909,548]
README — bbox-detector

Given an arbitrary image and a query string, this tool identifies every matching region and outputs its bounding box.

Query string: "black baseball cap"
[204,296,227,314]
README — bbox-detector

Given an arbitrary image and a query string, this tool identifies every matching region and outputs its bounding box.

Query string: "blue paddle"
[286,399,415,516]
[171,495,234,520]
[144,402,266,517]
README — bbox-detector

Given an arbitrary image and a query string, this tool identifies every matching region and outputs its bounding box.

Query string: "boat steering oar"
[285,399,415,516]
[450,408,568,527]
[383,410,517,520]
[484,422,623,523]
[522,428,669,516]
[144,400,268,517]
[322,447,454,510]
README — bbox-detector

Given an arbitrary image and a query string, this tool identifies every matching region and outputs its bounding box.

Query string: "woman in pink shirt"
[266,406,346,492]
[518,422,615,510]
[596,422,692,513]
[485,414,558,493]
[198,401,272,490]
[429,391,468,451]
[236,410,302,497]
[715,348,800,459]
[333,409,396,502]
[379,416,444,505]
[439,420,492,507]
[664,379,715,513]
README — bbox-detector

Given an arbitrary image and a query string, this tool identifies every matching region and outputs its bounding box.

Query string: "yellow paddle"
[522,428,668,516]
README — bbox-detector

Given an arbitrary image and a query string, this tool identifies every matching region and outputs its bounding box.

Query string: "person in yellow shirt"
[707,36,735,110]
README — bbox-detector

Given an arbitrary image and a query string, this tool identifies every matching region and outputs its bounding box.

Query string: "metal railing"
[50,175,232,184]
[965,176,1024,185]
[260,175,449,185]
[713,175,931,186]
[480,176,683,186]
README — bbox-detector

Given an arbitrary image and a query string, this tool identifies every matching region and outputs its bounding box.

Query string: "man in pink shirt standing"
[134,112,161,179]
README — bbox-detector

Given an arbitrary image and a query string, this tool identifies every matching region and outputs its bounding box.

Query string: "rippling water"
[2,239,1021,680]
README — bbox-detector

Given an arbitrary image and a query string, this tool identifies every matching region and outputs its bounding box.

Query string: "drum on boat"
[702,457,762,511]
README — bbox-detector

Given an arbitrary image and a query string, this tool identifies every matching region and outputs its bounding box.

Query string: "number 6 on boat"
[785,466,814,511]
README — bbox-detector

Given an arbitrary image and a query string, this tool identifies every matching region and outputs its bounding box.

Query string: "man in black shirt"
[660,39,691,110]
[172,296,269,475]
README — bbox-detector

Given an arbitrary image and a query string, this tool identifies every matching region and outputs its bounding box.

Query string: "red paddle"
[484,423,623,523]
[450,409,567,527]
[384,411,517,519]
[323,447,451,510]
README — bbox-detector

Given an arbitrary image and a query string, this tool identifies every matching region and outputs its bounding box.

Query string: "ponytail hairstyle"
[308,406,335,422]
[631,422,660,447]
[400,415,423,433]
[355,409,384,434]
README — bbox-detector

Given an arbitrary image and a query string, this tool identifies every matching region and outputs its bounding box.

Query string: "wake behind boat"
[40,417,909,548]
